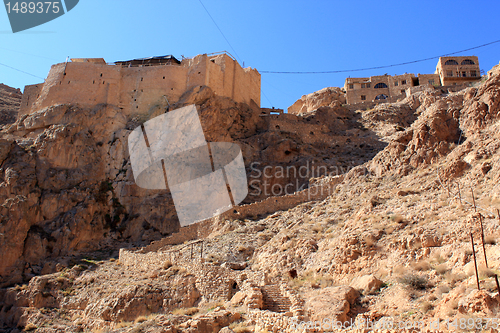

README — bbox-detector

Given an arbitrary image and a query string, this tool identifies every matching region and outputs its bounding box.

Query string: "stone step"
[261,285,292,313]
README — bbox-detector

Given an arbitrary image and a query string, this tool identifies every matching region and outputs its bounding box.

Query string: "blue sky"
[1,0,499,109]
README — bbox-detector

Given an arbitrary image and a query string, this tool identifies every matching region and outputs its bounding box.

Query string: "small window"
[445,60,459,65]
[374,82,388,89]
[361,95,366,100]
[401,80,406,85]
[461,59,475,65]
[366,83,370,88]
[428,79,434,85]
[401,89,405,94]
[394,81,399,86]
[348,84,354,89]
[462,71,467,77]
[375,94,388,100]
[470,70,477,77]
[361,83,366,88]
[446,71,453,77]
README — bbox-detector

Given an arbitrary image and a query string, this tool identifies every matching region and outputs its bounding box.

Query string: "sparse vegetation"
[399,274,429,290]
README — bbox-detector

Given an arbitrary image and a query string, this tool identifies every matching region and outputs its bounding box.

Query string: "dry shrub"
[479,266,496,279]
[172,307,199,316]
[399,274,429,290]
[485,235,497,245]
[412,260,431,271]
[229,321,253,333]
[134,316,147,324]
[421,301,434,313]
[434,264,448,275]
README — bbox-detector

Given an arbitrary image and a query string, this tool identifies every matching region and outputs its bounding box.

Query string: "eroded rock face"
[304,286,359,323]
[0,84,22,125]
[0,85,387,287]
[288,87,346,115]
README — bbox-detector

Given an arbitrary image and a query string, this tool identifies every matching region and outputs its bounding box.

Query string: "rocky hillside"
[0,83,386,290]
[1,62,500,332]
[0,84,22,125]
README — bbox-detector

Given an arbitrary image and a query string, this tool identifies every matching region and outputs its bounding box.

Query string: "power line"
[197,0,242,63]
[260,39,500,74]
[0,61,44,79]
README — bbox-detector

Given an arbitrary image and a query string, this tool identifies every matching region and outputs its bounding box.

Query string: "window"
[375,94,388,100]
[461,59,475,65]
[446,71,453,77]
[401,89,405,94]
[361,83,366,88]
[394,81,399,86]
[470,70,477,77]
[428,79,434,85]
[462,71,467,77]
[401,80,406,85]
[348,84,354,89]
[361,95,366,100]
[445,60,459,65]
[366,83,370,88]
[374,82,388,89]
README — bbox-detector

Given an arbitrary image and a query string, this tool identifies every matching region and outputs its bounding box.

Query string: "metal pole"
[479,214,488,268]
[471,188,477,212]
[471,232,480,290]
[457,183,462,205]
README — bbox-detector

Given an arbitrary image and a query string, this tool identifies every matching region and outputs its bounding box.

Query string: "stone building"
[435,56,480,86]
[344,56,480,105]
[20,52,261,117]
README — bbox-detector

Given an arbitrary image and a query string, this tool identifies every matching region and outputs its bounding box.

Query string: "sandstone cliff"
[0,84,21,125]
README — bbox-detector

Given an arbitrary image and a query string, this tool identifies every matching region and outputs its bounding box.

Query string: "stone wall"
[20,53,261,117]
[19,83,43,115]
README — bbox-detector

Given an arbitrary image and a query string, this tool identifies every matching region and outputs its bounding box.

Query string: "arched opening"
[228,280,239,300]
[374,82,388,89]
[461,59,475,65]
[375,94,388,100]
[445,60,459,65]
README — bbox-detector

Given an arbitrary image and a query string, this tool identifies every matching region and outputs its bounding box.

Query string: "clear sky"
[1,0,499,109]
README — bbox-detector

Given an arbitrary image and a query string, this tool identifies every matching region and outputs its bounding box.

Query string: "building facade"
[20,52,261,117]
[344,56,480,105]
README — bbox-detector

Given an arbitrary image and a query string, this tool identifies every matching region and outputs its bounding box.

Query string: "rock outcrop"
[288,87,346,115]
[0,83,22,125]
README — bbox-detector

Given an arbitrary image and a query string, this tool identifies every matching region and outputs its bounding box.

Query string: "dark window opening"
[348,84,354,89]
[374,82,388,89]
[141,77,143,81]
[284,150,291,155]
[412,78,419,86]
[445,60,459,65]
[375,94,388,100]
[447,71,453,77]
[462,71,467,77]
[470,70,477,77]
[461,59,475,65]
[100,73,103,77]
[275,125,280,129]
[361,95,366,101]
[163,76,165,79]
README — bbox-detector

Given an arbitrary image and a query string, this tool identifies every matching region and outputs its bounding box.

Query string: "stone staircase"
[261,284,292,313]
